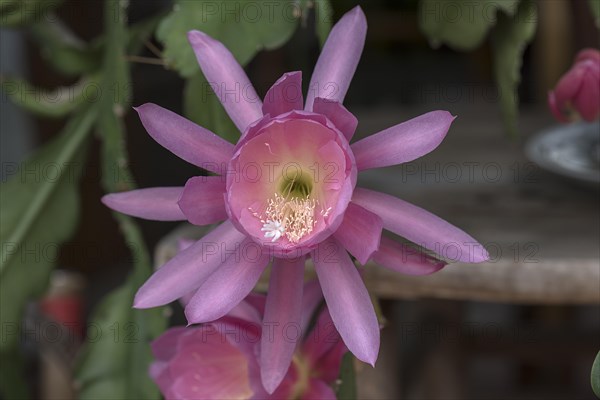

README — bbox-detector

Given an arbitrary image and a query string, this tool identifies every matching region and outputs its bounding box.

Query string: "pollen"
[252,193,319,243]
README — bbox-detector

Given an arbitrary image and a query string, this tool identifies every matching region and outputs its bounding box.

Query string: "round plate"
[526,121,600,185]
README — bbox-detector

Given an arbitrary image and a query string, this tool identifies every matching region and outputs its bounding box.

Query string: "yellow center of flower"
[250,169,331,243]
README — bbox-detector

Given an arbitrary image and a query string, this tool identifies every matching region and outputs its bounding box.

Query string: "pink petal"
[148,361,171,396]
[305,6,367,111]
[553,65,586,104]
[185,237,270,324]
[575,48,600,63]
[170,369,252,400]
[244,293,267,317]
[221,299,264,326]
[351,111,455,170]
[268,365,297,400]
[352,188,489,263]
[178,176,228,226]
[260,257,305,394]
[573,70,600,121]
[134,221,244,308]
[333,203,382,264]
[101,187,185,221]
[135,103,233,174]
[313,98,358,141]
[262,71,303,117]
[303,307,340,367]
[312,238,379,366]
[187,30,263,133]
[372,236,446,275]
[301,379,337,400]
[315,340,347,383]
[168,334,254,400]
[301,279,323,333]
[151,327,188,361]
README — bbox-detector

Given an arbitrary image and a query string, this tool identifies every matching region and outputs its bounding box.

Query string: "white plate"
[526,121,600,185]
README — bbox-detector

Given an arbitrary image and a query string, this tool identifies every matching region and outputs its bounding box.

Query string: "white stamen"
[250,193,322,243]
[261,220,285,242]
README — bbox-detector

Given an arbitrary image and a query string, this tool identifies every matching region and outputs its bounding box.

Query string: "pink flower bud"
[548,48,600,122]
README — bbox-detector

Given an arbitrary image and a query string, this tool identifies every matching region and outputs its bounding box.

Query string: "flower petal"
[352,188,489,263]
[178,176,228,226]
[301,379,337,400]
[151,327,188,361]
[187,30,263,133]
[333,203,382,264]
[102,187,185,221]
[260,257,305,394]
[301,279,323,333]
[553,65,585,108]
[312,238,379,366]
[221,299,263,326]
[372,236,446,275]
[148,361,171,396]
[351,111,455,170]
[574,69,600,121]
[313,97,358,141]
[305,6,367,111]
[185,237,270,324]
[135,103,233,174]
[314,340,347,383]
[134,221,244,308]
[303,307,341,367]
[262,71,303,117]
[168,332,253,400]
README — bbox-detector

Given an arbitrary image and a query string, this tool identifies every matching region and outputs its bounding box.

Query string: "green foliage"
[491,0,537,137]
[184,71,240,143]
[74,2,167,399]
[0,108,97,351]
[0,347,29,399]
[0,107,95,400]
[157,0,301,78]
[0,75,99,117]
[419,0,537,136]
[299,0,333,48]
[592,350,600,398]
[0,0,64,27]
[590,0,600,28]
[2,0,324,396]
[74,263,167,400]
[419,0,520,50]
[336,352,357,400]
[314,0,333,48]
[28,18,102,76]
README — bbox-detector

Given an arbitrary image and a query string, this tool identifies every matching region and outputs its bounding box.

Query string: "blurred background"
[1,0,599,399]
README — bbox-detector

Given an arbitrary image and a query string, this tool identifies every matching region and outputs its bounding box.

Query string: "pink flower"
[548,48,600,122]
[150,281,346,399]
[102,6,488,391]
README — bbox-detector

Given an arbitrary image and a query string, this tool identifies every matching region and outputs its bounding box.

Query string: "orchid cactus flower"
[150,281,346,399]
[548,48,600,123]
[102,5,488,392]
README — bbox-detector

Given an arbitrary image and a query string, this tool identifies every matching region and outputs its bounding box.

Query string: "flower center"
[279,170,313,198]
[227,116,353,253]
[252,169,331,244]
